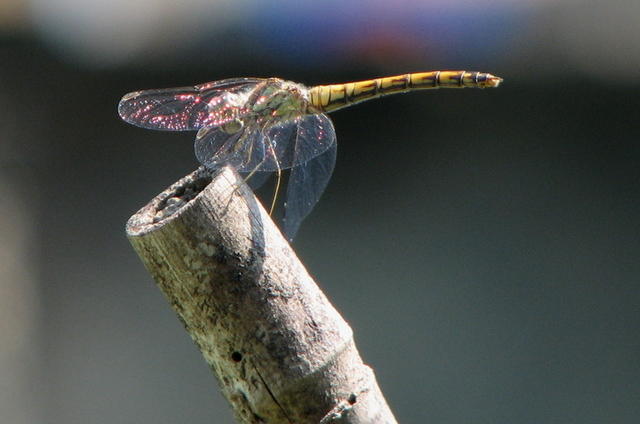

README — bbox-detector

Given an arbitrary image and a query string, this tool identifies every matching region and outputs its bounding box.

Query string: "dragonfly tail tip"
[487,74,503,88]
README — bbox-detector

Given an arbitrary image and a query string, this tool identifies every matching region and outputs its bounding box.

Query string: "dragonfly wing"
[258,113,337,172]
[194,124,266,170]
[199,113,337,173]
[282,142,337,241]
[292,114,336,166]
[118,78,264,131]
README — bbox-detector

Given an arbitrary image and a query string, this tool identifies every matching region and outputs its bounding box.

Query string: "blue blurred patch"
[246,2,524,69]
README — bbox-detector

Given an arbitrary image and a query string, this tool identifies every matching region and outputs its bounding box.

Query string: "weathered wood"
[126,166,398,424]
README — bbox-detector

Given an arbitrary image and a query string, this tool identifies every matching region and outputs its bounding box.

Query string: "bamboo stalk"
[126,165,397,424]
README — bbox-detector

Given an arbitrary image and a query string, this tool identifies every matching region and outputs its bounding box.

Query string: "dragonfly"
[119,70,502,240]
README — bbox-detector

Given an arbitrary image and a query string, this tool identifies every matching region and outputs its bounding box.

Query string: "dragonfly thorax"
[250,79,311,123]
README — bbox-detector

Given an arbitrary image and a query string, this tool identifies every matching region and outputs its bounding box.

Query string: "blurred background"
[1,0,639,422]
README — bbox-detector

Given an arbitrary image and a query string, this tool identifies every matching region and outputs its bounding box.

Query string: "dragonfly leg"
[239,139,282,218]
[242,165,261,185]
[269,166,282,217]
[262,135,282,217]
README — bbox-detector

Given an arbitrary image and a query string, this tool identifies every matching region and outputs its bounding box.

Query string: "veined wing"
[283,142,337,241]
[118,78,265,131]
[194,113,336,173]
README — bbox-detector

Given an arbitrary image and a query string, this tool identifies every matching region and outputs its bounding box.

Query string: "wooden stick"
[126,166,398,424]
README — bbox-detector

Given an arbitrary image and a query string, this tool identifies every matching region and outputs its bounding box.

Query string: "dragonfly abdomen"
[308,70,502,113]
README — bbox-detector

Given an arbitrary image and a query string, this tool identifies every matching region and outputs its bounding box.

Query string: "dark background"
[1,1,639,423]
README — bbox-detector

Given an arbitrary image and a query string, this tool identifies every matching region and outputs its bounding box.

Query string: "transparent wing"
[117,78,264,131]
[282,142,337,241]
[194,112,336,173]
[265,113,336,170]
[194,123,265,170]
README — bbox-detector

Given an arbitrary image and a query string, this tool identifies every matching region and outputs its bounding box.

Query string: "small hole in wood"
[347,393,357,404]
[231,351,243,362]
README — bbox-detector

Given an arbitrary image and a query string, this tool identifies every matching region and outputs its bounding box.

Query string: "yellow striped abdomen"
[307,70,502,113]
